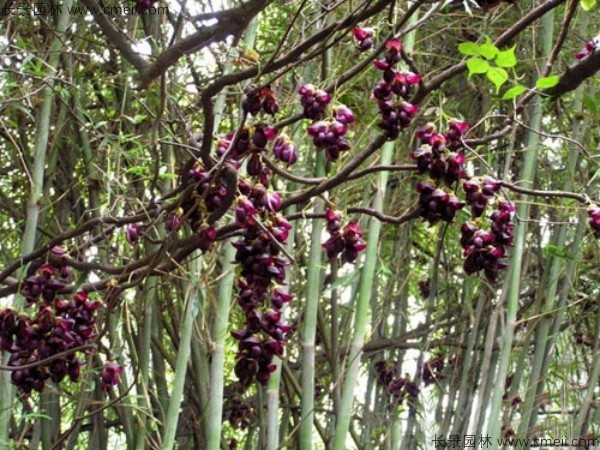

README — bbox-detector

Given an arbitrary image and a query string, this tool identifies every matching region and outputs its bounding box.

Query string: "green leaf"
[458,42,481,56]
[479,38,498,60]
[583,93,598,116]
[581,0,596,10]
[323,270,360,295]
[535,75,559,89]
[486,66,508,93]
[467,58,490,75]
[495,46,517,68]
[502,85,527,100]
[545,244,571,260]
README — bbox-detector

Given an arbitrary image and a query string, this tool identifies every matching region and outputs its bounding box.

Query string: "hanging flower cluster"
[372,39,421,139]
[463,177,501,217]
[299,84,332,120]
[0,247,121,396]
[242,85,279,116]
[231,182,294,386]
[299,85,357,161]
[460,200,516,282]
[575,37,599,60]
[353,26,375,52]
[588,205,600,237]
[322,209,367,264]
[373,360,420,406]
[420,355,446,386]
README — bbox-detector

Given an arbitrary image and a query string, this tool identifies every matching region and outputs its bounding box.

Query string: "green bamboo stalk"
[299,151,326,450]
[64,90,109,450]
[390,233,410,450]
[150,313,169,425]
[134,275,159,450]
[190,290,211,443]
[0,2,73,447]
[266,186,297,450]
[519,77,586,443]
[332,141,394,450]
[439,280,476,436]
[469,304,500,437]
[205,242,236,450]
[161,278,202,450]
[39,95,69,450]
[573,297,600,436]
[485,9,554,447]
[452,289,485,437]
[110,309,136,447]
[204,11,257,447]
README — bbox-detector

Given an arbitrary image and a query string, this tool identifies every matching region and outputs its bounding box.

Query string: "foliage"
[0,0,598,449]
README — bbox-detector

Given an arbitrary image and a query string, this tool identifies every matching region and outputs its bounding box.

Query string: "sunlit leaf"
[486,66,508,93]
[535,75,560,89]
[495,46,517,68]
[467,58,490,75]
[501,85,527,100]
[479,38,498,60]
[458,42,480,56]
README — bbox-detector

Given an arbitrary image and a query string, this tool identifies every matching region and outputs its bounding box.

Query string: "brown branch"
[412,0,568,104]
[139,0,273,88]
[499,181,591,204]
[0,344,96,371]
[545,48,600,98]
[282,132,391,209]
[347,206,420,224]
[201,0,396,99]
[79,0,148,72]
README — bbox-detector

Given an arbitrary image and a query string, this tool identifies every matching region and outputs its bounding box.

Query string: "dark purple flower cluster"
[216,124,277,169]
[322,210,367,264]
[445,118,470,147]
[333,105,357,125]
[588,205,600,238]
[420,355,445,386]
[299,84,331,120]
[576,38,599,60]
[242,85,279,116]
[502,426,516,438]
[101,362,124,394]
[188,162,231,216]
[224,394,258,430]
[0,256,100,395]
[461,201,515,282]
[377,101,419,139]
[125,223,142,246]
[166,208,186,232]
[231,181,293,387]
[416,181,465,225]
[573,331,594,348]
[198,225,217,252]
[23,262,66,306]
[463,177,501,217]
[307,120,351,161]
[353,26,374,52]
[411,121,468,186]
[273,135,298,166]
[372,39,421,139]
[134,0,158,12]
[373,360,420,406]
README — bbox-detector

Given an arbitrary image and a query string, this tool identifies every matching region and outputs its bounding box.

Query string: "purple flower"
[198,226,217,252]
[273,136,298,165]
[334,105,356,125]
[125,223,141,246]
[588,205,600,237]
[101,362,123,394]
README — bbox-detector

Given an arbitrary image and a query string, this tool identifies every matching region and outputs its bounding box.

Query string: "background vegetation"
[0,0,598,448]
